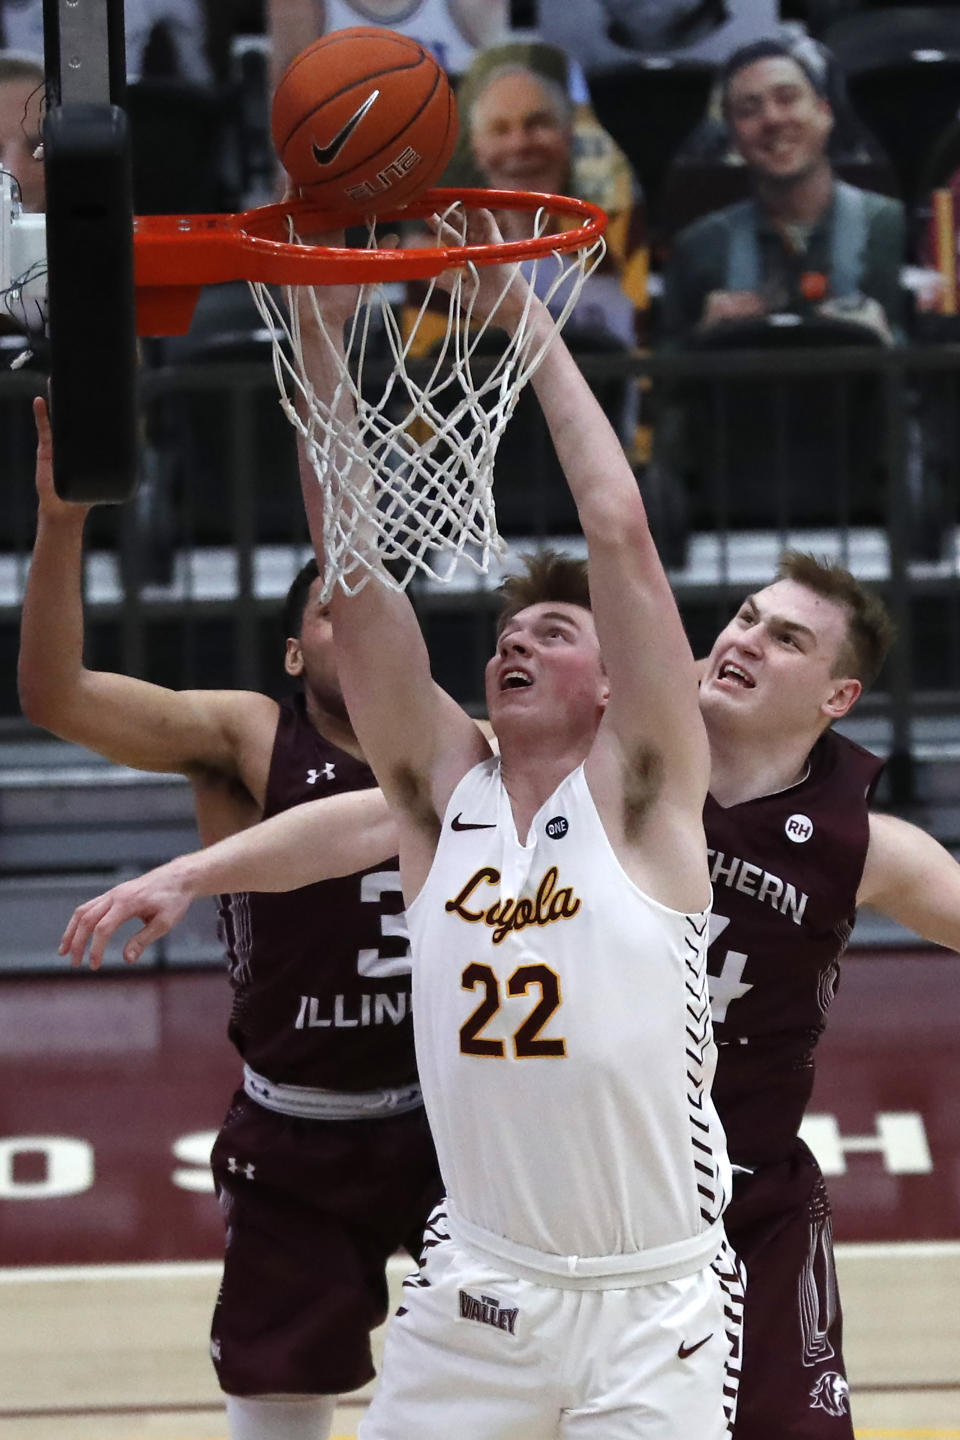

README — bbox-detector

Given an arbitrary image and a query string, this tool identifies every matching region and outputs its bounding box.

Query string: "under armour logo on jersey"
[226,1157,255,1180]
[459,1290,519,1335]
[810,1372,850,1417]
[785,813,814,843]
[306,763,336,785]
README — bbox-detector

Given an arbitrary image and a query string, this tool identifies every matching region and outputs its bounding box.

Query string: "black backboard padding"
[43,103,138,502]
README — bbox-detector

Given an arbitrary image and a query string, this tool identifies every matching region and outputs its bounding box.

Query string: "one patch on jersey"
[458,1289,519,1335]
[784,813,814,843]
[545,815,569,839]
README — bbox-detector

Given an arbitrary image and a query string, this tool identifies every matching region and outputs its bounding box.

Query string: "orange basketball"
[271,27,458,217]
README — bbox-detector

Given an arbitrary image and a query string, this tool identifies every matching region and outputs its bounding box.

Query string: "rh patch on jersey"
[459,1290,519,1335]
[785,813,814,843]
[809,1371,850,1416]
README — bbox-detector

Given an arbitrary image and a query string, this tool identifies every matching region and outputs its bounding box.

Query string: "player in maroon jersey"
[61,548,960,1436]
[19,397,443,1440]
[697,549,960,1438]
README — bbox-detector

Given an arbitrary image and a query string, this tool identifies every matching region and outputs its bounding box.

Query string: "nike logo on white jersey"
[451,814,496,831]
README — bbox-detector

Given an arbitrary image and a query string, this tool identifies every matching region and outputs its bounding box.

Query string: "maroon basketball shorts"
[209,1088,443,1397]
[724,1139,854,1439]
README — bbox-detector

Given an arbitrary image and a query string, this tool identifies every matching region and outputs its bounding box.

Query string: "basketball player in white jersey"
[61,219,742,1433]
[268,0,507,92]
[273,213,738,1438]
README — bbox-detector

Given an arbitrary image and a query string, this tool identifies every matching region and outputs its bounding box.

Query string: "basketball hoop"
[144,188,607,594]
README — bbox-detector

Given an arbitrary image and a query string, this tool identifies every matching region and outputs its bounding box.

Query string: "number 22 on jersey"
[459,962,566,1059]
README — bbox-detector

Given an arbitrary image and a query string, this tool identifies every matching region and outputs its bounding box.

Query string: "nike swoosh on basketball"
[678,1333,713,1359]
[311,89,380,166]
[451,814,496,831]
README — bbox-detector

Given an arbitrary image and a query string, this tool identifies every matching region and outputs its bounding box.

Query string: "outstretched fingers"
[33,393,54,501]
[60,887,176,970]
[34,391,92,519]
[428,205,501,250]
[60,893,121,969]
[427,207,528,326]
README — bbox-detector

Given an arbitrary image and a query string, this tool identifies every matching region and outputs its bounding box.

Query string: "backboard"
[42,0,138,501]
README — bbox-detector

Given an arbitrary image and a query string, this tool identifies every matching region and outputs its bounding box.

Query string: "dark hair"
[496,549,591,633]
[776,551,895,688]
[282,558,320,640]
[721,38,827,106]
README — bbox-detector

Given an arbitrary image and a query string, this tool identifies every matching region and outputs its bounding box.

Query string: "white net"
[248,198,606,599]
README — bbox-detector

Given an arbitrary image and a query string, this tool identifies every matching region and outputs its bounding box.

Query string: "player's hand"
[281,186,361,334]
[59,864,195,970]
[33,395,91,521]
[429,206,532,330]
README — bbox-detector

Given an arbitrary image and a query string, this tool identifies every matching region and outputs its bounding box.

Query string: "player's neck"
[302,690,365,761]
[498,733,588,842]
[707,725,816,809]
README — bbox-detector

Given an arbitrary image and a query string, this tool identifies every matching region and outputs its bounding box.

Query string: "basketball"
[271,27,458,217]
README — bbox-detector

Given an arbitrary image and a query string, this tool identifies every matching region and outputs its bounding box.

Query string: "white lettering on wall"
[800,1112,933,1175]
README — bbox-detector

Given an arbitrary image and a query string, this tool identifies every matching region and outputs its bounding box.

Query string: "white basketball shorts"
[359,1219,744,1439]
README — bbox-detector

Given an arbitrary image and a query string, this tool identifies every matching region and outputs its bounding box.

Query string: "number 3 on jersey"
[459,962,566,1058]
[356,871,411,978]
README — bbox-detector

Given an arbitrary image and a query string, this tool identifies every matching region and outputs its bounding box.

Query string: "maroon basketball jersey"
[217,695,414,1091]
[704,730,883,1168]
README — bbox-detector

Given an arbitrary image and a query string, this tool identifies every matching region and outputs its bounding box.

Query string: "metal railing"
[5,343,960,799]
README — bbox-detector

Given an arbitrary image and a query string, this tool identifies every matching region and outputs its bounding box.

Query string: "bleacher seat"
[649,314,892,546]
[584,60,715,229]
[822,7,960,203]
[126,79,244,215]
[146,282,303,548]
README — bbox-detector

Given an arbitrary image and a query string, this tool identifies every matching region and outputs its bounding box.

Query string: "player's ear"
[285,637,304,678]
[822,676,861,720]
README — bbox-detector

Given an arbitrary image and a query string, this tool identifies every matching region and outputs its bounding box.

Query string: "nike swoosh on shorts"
[678,1333,713,1359]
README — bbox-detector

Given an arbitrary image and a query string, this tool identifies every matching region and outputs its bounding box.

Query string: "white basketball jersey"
[406,758,731,1282]
[322,0,483,75]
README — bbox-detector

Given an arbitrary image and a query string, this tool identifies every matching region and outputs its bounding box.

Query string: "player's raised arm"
[18,397,273,776]
[61,785,398,969]
[497,243,709,806]
[859,811,960,951]
[291,278,490,839]
[267,0,322,98]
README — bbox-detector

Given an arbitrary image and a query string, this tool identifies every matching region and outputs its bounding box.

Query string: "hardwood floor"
[2,952,958,1439]
[2,1247,959,1439]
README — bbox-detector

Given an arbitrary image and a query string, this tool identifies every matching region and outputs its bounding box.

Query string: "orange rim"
[133,187,606,286]
[132,187,607,335]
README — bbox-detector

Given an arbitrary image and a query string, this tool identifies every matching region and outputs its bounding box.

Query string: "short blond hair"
[776,551,895,687]
[496,549,590,633]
